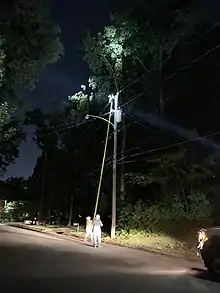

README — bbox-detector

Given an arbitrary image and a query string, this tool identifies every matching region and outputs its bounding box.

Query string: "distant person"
[84,216,93,242]
[92,214,103,248]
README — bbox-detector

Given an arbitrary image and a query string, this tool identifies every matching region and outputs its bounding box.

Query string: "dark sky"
[4,0,219,179]
[5,0,126,179]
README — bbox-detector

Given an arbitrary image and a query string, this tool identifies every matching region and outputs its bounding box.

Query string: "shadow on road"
[0,274,182,293]
[1,269,220,293]
[190,267,220,284]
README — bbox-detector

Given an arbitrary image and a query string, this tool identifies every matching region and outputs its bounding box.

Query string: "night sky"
[4,0,220,179]
[5,0,126,179]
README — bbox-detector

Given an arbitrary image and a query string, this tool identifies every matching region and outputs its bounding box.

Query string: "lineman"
[92,214,103,248]
[84,216,93,242]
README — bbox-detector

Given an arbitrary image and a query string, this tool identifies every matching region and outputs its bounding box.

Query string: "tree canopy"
[0,0,63,175]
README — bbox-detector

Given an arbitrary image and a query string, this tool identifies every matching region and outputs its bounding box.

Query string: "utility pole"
[110,92,121,238]
[120,113,126,201]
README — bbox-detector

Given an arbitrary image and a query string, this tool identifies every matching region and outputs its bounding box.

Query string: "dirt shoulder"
[7,222,198,261]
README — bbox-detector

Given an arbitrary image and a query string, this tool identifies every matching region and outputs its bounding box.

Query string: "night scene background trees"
[0,0,220,240]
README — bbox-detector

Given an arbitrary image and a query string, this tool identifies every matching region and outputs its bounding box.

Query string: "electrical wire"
[88,121,135,177]
[187,20,220,46]
[88,125,220,177]
[164,42,220,82]
[105,130,220,168]
[32,101,110,138]
[118,20,220,96]
[43,119,88,136]
[113,40,220,113]
[89,118,161,176]
[85,101,111,139]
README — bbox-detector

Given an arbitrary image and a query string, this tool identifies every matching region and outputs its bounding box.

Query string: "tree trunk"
[48,171,52,225]
[120,114,126,200]
[158,44,164,116]
[38,152,47,223]
[48,206,51,225]
[48,191,52,225]
[0,199,4,219]
[57,212,62,225]
[159,86,164,116]
[67,194,74,227]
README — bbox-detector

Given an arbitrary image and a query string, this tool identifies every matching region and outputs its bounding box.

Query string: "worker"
[84,216,93,242]
[92,214,103,248]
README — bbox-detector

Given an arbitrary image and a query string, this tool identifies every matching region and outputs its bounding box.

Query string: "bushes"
[117,190,211,234]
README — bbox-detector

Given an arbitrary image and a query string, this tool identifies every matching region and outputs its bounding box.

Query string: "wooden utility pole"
[111,93,121,238]
[120,114,126,201]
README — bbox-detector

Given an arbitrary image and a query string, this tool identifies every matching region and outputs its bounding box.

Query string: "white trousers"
[84,229,93,241]
[93,229,101,247]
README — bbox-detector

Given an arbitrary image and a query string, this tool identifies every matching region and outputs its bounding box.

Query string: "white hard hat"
[86,216,91,220]
[95,214,100,220]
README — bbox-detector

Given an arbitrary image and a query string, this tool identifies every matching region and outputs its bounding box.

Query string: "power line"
[30,101,111,138]
[106,130,220,168]
[118,21,220,99]
[88,121,135,176]
[88,115,166,177]
[85,101,110,131]
[98,121,134,149]
[44,120,88,136]
[89,126,220,176]
[119,92,145,108]
[187,20,220,46]
[115,40,220,111]
[164,42,220,81]
[97,120,160,170]
[84,101,111,139]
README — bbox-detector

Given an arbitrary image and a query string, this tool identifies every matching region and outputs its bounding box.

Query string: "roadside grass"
[104,230,196,258]
[7,222,197,259]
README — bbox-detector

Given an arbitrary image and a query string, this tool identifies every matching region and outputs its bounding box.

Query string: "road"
[0,225,220,293]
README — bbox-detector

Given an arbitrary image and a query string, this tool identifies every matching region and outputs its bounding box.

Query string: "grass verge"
[104,230,197,259]
[7,223,197,260]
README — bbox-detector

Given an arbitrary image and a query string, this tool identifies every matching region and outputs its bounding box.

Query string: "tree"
[126,147,212,209]
[25,108,63,222]
[83,0,202,114]
[0,0,63,174]
[0,0,63,102]
[0,114,24,175]
[24,103,92,224]
[1,177,27,202]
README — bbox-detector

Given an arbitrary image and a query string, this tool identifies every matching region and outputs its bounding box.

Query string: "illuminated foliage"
[83,0,201,113]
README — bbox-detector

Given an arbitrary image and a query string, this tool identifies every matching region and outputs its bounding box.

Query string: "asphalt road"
[0,225,220,293]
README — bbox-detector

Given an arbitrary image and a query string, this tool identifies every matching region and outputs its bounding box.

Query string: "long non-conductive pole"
[111,92,119,238]
[93,101,113,219]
